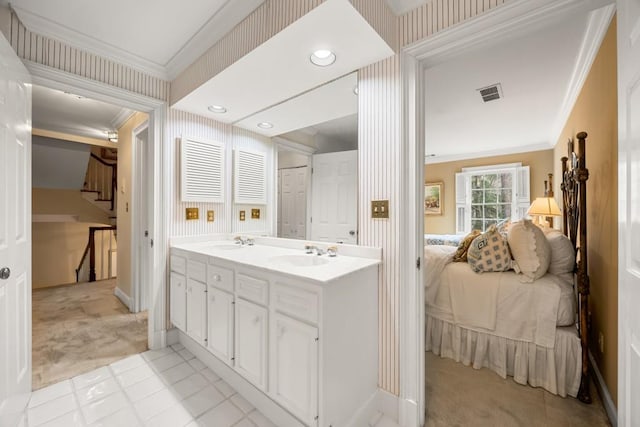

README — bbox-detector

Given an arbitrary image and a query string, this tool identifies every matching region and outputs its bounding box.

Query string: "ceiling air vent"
[477,83,503,102]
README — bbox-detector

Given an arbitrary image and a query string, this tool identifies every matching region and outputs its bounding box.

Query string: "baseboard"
[347,388,399,427]
[178,331,305,427]
[166,328,179,346]
[589,351,617,427]
[113,286,131,309]
[399,395,419,427]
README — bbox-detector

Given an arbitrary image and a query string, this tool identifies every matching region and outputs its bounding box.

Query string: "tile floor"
[26,344,277,427]
[32,279,148,390]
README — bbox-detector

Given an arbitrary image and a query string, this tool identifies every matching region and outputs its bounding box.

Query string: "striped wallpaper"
[8,11,170,102]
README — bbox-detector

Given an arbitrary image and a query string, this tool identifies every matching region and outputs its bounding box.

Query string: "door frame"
[24,61,169,350]
[399,0,614,425]
[132,119,150,314]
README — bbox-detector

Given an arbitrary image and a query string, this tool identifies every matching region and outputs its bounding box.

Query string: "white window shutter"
[234,148,267,205]
[455,172,469,234]
[515,165,531,219]
[181,136,225,203]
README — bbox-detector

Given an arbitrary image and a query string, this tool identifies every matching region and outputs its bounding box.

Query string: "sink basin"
[210,244,243,250]
[269,255,330,267]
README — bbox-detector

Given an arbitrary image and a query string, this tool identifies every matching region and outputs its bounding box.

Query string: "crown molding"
[110,108,135,130]
[424,142,552,165]
[165,0,264,80]
[549,3,615,146]
[273,136,317,155]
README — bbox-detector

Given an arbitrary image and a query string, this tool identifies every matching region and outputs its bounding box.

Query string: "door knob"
[0,267,10,280]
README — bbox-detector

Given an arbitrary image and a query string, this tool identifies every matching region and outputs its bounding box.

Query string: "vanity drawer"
[187,260,207,283]
[208,265,234,293]
[273,283,319,324]
[170,255,186,275]
[237,274,268,305]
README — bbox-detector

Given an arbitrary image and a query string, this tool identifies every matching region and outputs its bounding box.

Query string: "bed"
[425,132,592,403]
[424,234,463,247]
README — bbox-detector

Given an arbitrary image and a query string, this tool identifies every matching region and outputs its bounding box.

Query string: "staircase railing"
[76,226,117,283]
[84,153,117,211]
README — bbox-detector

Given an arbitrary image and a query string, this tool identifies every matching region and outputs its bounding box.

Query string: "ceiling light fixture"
[310,49,336,67]
[208,105,227,114]
[257,122,273,129]
[107,131,118,143]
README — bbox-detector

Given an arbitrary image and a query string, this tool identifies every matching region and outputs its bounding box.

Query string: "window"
[456,163,530,233]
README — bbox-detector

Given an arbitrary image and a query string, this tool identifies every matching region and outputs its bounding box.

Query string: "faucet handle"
[327,246,338,257]
[246,238,255,246]
[304,243,315,254]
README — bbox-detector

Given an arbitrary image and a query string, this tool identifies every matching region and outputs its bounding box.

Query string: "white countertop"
[171,238,381,284]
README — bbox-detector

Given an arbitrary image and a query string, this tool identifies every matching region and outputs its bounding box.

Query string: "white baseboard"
[589,351,617,427]
[113,286,131,309]
[178,331,305,427]
[166,328,179,346]
[347,388,399,427]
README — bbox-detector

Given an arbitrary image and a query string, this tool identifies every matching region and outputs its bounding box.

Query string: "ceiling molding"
[424,142,552,165]
[110,108,135,130]
[33,127,117,149]
[405,0,615,66]
[549,3,615,146]
[12,6,169,79]
[165,0,265,80]
[273,136,317,155]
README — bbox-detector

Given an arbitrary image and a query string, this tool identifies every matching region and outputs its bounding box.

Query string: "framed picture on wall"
[424,182,443,215]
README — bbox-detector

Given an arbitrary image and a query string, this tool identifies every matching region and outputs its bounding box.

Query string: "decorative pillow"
[507,219,551,282]
[467,226,512,273]
[496,219,511,238]
[544,229,576,275]
[452,230,481,262]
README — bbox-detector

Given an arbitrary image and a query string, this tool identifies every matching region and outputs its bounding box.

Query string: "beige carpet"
[425,351,611,426]
[32,279,148,390]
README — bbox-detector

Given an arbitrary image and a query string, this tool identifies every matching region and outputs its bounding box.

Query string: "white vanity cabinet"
[207,264,234,365]
[235,297,268,390]
[186,279,207,345]
[169,254,187,332]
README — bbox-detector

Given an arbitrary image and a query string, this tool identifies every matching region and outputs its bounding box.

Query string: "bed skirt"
[425,314,582,397]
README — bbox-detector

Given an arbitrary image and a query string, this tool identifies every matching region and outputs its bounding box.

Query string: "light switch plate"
[371,200,389,219]
[207,210,215,222]
[251,208,260,219]
[239,210,246,221]
[186,207,199,220]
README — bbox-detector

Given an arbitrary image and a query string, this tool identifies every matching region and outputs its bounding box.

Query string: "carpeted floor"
[32,279,148,390]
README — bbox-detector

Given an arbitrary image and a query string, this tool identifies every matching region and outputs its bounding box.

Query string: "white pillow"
[507,219,551,282]
[544,229,576,275]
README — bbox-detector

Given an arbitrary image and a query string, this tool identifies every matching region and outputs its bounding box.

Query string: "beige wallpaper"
[553,16,618,404]
[424,149,554,235]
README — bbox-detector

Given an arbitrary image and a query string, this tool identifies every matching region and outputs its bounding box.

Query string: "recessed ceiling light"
[208,105,227,113]
[310,49,336,67]
[257,122,273,129]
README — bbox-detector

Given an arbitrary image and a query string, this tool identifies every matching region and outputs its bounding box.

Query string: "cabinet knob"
[213,274,221,282]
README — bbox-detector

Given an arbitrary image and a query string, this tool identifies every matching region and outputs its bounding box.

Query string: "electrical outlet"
[186,207,199,220]
[251,208,260,219]
[599,332,604,353]
[207,210,214,222]
[239,210,246,221]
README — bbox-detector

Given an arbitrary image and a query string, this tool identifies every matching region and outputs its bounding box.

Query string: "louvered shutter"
[515,165,530,220]
[180,136,225,203]
[234,148,267,205]
[455,172,469,233]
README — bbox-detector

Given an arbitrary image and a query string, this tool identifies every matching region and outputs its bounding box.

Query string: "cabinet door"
[170,273,186,332]
[271,313,318,425]
[235,299,268,390]
[186,279,207,345]
[207,286,234,365]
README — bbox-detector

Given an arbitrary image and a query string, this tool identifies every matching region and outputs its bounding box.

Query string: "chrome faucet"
[234,236,247,245]
[327,246,338,257]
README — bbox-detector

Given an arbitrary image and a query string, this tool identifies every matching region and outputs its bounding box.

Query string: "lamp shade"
[528,197,562,216]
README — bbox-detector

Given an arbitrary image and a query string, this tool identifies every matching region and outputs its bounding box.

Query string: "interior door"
[311,151,357,244]
[293,167,308,239]
[0,33,32,424]
[280,167,308,239]
[617,1,640,426]
[134,128,149,312]
[280,169,295,238]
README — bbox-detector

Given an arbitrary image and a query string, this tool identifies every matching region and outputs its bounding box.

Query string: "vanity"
[169,237,380,427]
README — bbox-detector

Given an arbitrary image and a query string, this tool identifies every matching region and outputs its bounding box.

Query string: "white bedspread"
[424,245,571,348]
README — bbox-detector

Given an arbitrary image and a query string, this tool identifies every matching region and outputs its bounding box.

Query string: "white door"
[170,273,186,332]
[311,151,357,244]
[235,299,268,390]
[271,313,318,426]
[207,286,234,365]
[280,167,308,239]
[277,170,282,237]
[617,1,640,425]
[0,33,32,424]
[133,126,150,312]
[186,279,207,345]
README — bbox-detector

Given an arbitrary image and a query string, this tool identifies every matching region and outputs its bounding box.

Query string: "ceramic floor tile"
[80,391,129,425]
[200,368,220,384]
[171,343,185,352]
[158,362,196,385]
[141,347,175,362]
[124,375,167,402]
[148,353,184,373]
[134,388,181,421]
[145,401,194,427]
[27,393,78,426]
[109,354,146,375]
[29,380,73,408]
[178,348,195,361]
[197,401,244,427]
[213,379,235,398]
[170,373,209,400]
[230,394,254,414]
[88,406,141,427]
[182,385,225,418]
[232,419,256,427]
[187,358,206,372]
[115,364,155,388]
[72,367,112,390]
[247,411,277,427]
[75,377,120,406]
[37,410,84,427]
